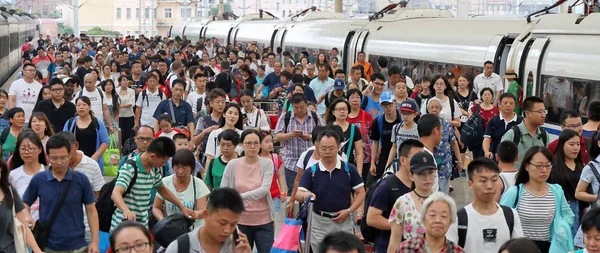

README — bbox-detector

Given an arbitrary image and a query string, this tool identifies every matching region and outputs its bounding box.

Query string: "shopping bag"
[103,134,121,176]
[271,218,303,253]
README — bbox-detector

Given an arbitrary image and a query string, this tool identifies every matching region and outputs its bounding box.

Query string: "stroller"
[271,197,315,253]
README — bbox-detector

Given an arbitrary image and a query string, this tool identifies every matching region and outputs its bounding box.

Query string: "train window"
[540,74,600,124]
[10,33,18,51]
[0,36,8,58]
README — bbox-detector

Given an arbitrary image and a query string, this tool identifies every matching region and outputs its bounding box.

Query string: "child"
[155,114,182,139]
[169,133,201,176]
[494,141,519,202]
[259,130,286,213]
[204,129,239,190]
[386,100,420,170]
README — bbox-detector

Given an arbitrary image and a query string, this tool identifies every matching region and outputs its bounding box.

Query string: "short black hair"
[54,131,77,145]
[581,207,600,233]
[388,66,402,76]
[318,231,365,253]
[484,60,493,66]
[172,79,187,90]
[588,100,600,121]
[317,129,340,145]
[291,93,308,105]
[218,129,240,146]
[291,74,304,84]
[157,114,172,125]
[398,139,424,158]
[207,187,245,214]
[467,157,499,180]
[497,141,518,163]
[522,96,544,113]
[311,126,323,144]
[48,77,64,87]
[280,70,292,80]
[377,57,389,68]
[334,69,345,76]
[370,73,385,82]
[417,114,441,137]
[560,110,580,125]
[146,137,176,158]
[110,221,152,253]
[498,92,517,104]
[498,238,539,253]
[173,133,188,142]
[172,149,196,173]
[46,134,72,155]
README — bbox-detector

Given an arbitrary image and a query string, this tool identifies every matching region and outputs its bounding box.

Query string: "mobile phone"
[233,226,241,244]
[242,113,248,121]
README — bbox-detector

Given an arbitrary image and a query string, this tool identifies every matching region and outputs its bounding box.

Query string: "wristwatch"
[347,208,353,216]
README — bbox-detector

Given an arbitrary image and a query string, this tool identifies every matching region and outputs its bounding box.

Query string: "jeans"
[439,177,450,194]
[569,200,580,237]
[238,222,275,253]
[284,168,297,196]
[44,246,88,253]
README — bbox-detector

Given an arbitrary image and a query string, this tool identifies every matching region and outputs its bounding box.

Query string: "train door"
[521,37,550,97]
[485,35,517,80]
[230,26,239,46]
[345,29,369,74]
[273,28,287,53]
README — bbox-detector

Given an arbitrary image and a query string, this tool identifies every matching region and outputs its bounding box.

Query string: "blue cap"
[399,100,418,113]
[379,92,395,105]
[334,79,345,90]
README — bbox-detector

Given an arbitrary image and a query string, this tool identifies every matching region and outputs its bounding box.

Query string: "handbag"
[152,176,198,247]
[10,188,27,253]
[33,178,73,250]
[103,134,121,176]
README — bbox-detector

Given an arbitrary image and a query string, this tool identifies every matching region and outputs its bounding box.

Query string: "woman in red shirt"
[470,87,499,129]
[346,88,373,184]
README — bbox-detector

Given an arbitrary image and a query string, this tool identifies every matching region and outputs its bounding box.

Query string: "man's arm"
[366,206,391,230]
[102,104,114,133]
[8,95,16,109]
[156,184,192,216]
[85,203,100,253]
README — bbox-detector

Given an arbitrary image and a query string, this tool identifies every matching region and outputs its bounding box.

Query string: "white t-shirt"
[73,88,108,120]
[446,203,523,253]
[420,97,462,121]
[9,164,45,220]
[242,107,270,131]
[8,78,43,122]
[474,73,503,95]
[119,88,136,118]
[157,175,210,229]
[135,89,164,127]
[159,131,178,139]
[186,91,206,116]
[205,128,244,158]
[264,64,274,76]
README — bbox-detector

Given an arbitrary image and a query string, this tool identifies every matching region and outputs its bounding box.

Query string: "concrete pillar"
[335,0,342,13]
[456,0,469,17]
[217,0,224,17]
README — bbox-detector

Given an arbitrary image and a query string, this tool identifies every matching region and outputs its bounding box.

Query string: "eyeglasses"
[319,146,337,153]
[372,82,385,86]
[23,69,36,72]
[434,83,446,87]
[562,123,583,129]
[334,108,347,112]
[381,103,394,109]
[19,146,39,153]
[244,141,260,146]
[528,109,548,115]
[49,156,70,163]
[115,242,150,253]
[136,137,153,143]
[51,88,64,92]
[528,163,552,170]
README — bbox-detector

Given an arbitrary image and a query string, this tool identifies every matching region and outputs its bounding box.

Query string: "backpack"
[460,104,484,149]
[199,115,219,166]
[283,111,320,133]
[511,125,548,146]
[96,159,139,232]
[77,87,104,103]
[176,234,191,253]
[360,173,404,243]
[196,97,204,115]
[0,127,10,146]
[587,162,600,209]
[141,88,165,107]
[360,96,369,110]
[122,137,137,158]
[457,205,515,248]
[66,116,100,133]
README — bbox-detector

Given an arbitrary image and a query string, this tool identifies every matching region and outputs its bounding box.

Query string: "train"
[169,7,600,140]
[0,7,40,87]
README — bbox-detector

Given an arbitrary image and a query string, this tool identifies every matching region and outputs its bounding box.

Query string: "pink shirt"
[234,158,272,226]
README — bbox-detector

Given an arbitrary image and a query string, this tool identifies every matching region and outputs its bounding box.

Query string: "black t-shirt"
[75,121,98,158]
[325,91,345,109]
[370,111,401,174]
[369,176,411,252]
[454,90,478,111]
[340,124,363,166]
[414,93,431,109]
[303,75,315,85]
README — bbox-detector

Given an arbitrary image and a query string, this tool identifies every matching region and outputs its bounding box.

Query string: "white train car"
[0,8,39,87]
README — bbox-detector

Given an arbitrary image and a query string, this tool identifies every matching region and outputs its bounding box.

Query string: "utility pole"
[151,0,155,36]
[73,0,79,36]
[139,0,142,32]
[183,0,187,20]
[334,0,342,13]
[217,0,223,17]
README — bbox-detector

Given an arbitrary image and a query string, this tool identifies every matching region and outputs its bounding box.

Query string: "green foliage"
[58,23,74,35]
[208,2,232,15]
[85,26,121,36]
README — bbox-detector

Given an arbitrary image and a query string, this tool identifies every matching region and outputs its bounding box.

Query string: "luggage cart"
[253,98,280,131]
[297,198,314,253]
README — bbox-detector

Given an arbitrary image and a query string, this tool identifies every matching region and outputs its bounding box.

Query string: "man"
[347,66,369,92]
[583,100,600,138]
[118,52,131,70]
[135,73,165,130]
[34,78,76,133]
[352,51,373,81]
[483,93,523,159]
[131,60,146,93]
[167,60,183,88]
[264,52,276,75]
[269,70,292,99]
[275,94,324,195]
[318,231,365,253]
[120,125,155,168]
[304,64,317,84]
[261,62,282,99]
[194,89,226,147]
[377,57,389,80]
[544,76,572,123]
[384,66,415,93]
[288,73,317,104]
[367,139,423,253]
[32,47,54,84]
[362,73,386,119]
[56,131,105,243]
[111,137,194,230]
[322,79,346,109]
[9,63,42,123]
[548,110,589,163]
[187,73,208,118]
[165,188,251,253]
[296,130,366,252]
[157,58,169,77]
[501,96,548,168]
[47,53,64,80]
[153,79,195,131]
[330,47,342,63]
[447,158,524,253]
[215,60,234,95]
[334,69,346,81]
[473,61,503,105]
[76,56,93,83]
[74,74,114,134]
[370,92,401,181]
[63,75,78,103]
[418,114,442,192]
[494,141,519,201]
[23,135,100,253]
[309,63,335,115]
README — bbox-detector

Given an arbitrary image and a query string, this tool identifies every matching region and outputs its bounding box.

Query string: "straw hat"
[504,69,518,79]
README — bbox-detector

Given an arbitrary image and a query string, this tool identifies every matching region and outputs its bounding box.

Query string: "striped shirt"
[517,187,555,241]
[110,155,163,231]
[274,111,324,172]
[73,151,106,239]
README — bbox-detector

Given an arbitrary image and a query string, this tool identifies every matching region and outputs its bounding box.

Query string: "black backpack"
[511,125,548,146]
[122,137,137,158]
[587,162,600,209]
[96,159,139,232]
[283,110,320,133]
[460,104,484,149]
[457,205,515,248]
[360,173,405,243]
[141,88,165,106]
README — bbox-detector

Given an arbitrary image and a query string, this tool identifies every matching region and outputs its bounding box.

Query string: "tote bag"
[103,134,121,176]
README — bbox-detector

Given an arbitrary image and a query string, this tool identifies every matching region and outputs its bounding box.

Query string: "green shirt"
[500,122,547,169]
[1,132,16,161]
[506,80,521,115]
[204,156,228,190]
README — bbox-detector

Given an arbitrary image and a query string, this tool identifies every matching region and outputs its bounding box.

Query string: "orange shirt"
[352,61,374,81]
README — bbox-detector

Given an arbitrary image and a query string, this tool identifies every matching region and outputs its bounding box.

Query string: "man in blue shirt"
[259,62,282,98]
[309,63,335,115]
[23,134,99,253]
[153,79,195,132]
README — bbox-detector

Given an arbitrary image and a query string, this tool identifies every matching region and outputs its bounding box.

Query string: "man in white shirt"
[73,74,114,134]
[474,61,503,105]
[187,73,207,118]
[9,63,43,124]
[264,53,276,76]
[135,73,165,130]
[446,158,523,253]
[167,60,183,88]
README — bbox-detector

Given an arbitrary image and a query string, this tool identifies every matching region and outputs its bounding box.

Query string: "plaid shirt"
[274,110,323,172]
[396,234,464,253]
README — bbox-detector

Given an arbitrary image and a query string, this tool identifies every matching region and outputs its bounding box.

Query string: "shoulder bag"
[10,188,27,253]
[33,175,74,249]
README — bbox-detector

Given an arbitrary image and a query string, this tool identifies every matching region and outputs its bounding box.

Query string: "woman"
[101,79,120,131]
[388,152,437,252]
[547,129,584,236]
[186,66,201,94]
[396,192,463,253]
[0,89,9,116]
[209,58,221,76]
[393,81,415,111]
[153,149,210,229]
[118,75,136,147]
[0,108,25,161]
[576,131,600,205]
[0,159,44,253]
[300,57,309,74]
[109,221,154,253]
[330,57,340,74]
[8,131,46,220]
[35,85,51,106]
[205,103,244,169]
[240,65,257,95]
[27,112,55,150]
[498,238,540,253]
[500,146,574,253]
[328,98,364,175]
[425,98,462,193]
[63,96,110,172]
[221,129,275,253]
[470,87,499,129]
[256,65,266,98]
[454,74,478,162]
[101,64,117,83]
[315,52,329,66]
[421,75,461,128]
[346,89,373,183]
[110,61,120,80]
[259,131,286,213]
[239,90,270,131]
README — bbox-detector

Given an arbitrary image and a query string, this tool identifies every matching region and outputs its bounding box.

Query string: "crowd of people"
[0,32,598,253]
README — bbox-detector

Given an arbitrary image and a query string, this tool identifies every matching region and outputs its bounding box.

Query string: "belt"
[313,210,339,219]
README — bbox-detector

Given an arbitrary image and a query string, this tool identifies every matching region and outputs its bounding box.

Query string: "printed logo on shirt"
[21,88,38,104]
[482,228,497,243]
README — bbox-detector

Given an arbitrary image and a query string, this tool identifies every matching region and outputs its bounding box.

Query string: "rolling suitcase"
[298,198,314,253]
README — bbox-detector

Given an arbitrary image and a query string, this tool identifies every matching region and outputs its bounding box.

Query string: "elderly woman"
[395,192,464,253]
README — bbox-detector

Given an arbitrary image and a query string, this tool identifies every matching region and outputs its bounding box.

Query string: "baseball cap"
[62,77,73,84]
[379,92,395,105]
[410,151,437,174]
[334,79,345,90]
[399,100,418,113]
[445,72,455,78]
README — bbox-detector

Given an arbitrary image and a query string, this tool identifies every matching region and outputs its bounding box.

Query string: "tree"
[86,26,121,36]
[209,2,232,15]
[58,23,74,35]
